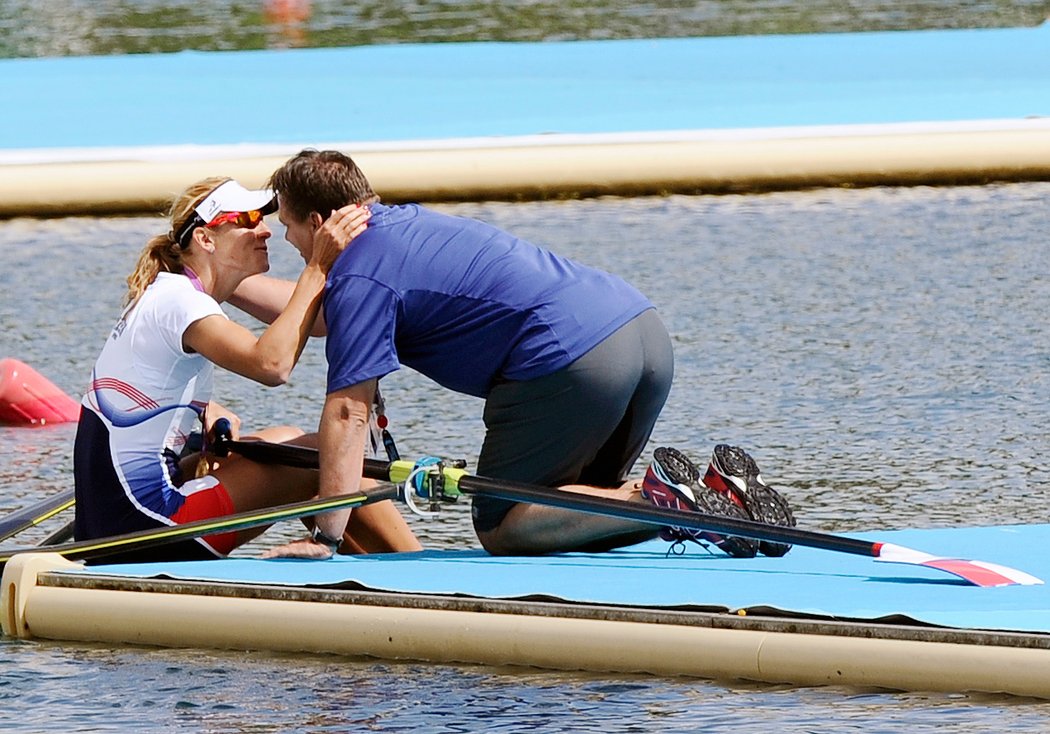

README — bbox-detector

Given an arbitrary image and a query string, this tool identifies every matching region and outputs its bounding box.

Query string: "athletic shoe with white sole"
[641,446,758,558]
[703,444,796,557]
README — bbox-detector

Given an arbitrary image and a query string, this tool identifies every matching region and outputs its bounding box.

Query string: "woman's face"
[210,216,274,278]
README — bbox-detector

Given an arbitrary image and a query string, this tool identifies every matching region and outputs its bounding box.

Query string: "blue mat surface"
[73,523,1050,634]
[1,24,1047,152]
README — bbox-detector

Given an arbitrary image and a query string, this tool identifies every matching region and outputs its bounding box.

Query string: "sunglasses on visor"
[173,177,275,248]
[175,208,266,248]
[206,209,266,229]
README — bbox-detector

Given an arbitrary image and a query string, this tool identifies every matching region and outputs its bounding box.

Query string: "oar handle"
[213,417,233,452]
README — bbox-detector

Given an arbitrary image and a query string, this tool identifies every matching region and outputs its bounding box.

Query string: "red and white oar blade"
[874,542,1043,587]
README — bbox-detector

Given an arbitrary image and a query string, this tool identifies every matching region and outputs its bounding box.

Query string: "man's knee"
[475,527,514,556]
[474,507,537,556]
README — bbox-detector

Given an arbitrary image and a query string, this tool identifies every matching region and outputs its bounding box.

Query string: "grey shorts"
[471,308,674,532]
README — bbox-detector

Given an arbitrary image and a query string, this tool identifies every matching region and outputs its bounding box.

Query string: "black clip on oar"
[211,417,234,457]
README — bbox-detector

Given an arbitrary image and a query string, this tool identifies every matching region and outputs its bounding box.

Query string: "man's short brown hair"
[269,149,379,222]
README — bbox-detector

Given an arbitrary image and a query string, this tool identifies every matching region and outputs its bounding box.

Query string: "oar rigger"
[401,455,468,516]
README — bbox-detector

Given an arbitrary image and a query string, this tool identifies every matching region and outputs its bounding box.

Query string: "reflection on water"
[263,0,312,48]
[2,184,1050,726]
[1,0,1048,58]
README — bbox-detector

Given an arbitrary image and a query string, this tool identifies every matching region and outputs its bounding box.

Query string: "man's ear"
[308,211,325,229]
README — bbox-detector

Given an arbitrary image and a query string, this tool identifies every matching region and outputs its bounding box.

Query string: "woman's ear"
[191,226,217,253]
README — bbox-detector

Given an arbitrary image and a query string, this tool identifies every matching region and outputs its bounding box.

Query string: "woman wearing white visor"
[74,177,421,562]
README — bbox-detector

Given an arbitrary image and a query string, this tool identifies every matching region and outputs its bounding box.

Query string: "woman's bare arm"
[228,274,328,336]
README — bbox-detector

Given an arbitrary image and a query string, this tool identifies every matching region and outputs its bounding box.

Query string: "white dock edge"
[3,121,1050,217]
[2,552,82,638]
[5,552,1050,698]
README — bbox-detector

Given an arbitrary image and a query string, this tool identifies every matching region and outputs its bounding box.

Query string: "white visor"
[175,180,276,247]
[193,180,276,222]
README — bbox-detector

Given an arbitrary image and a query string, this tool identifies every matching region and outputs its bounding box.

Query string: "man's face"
[277,200,316,264]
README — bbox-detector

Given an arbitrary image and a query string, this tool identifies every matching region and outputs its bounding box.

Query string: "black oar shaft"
[0,485,397,567]
[39,519,75,547]
[221,438,879,559]
[454,474,878,558]
[0,489,75,542]
[218,438,320,469]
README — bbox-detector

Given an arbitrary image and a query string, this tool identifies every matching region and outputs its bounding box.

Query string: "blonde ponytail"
[123,176,231,306]
[123,232,181,306]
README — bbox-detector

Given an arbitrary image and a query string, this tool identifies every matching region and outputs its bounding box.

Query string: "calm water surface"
[1,0,1048,57]
[4,0,1050,729]
[2,183,1050,728]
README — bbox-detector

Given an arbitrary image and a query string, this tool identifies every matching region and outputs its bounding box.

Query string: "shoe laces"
[664,535,721,557]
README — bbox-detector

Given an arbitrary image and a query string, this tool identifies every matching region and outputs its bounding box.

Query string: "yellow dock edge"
[3,122,1050,217]
[5,553,1050,698]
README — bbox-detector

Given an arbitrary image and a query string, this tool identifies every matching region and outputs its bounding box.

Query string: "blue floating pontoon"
[5,523,1050,697]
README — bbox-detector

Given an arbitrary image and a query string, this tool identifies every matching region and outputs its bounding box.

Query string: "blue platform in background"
[75,523,1050,635]
[1,23,1048,154]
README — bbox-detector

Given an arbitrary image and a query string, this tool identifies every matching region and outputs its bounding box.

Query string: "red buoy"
[0,358,81,426]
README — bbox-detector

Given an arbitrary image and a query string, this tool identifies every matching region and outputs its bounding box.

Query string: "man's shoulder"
[372,202,478,229]
[371,202,422,223]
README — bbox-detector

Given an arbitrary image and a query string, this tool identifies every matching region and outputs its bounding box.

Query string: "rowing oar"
[216,437,1043,588]
[39,520,74,546]
[0,489,75,543]
[0,484,397,568]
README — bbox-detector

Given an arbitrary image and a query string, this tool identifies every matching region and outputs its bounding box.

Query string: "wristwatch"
[310,526,342,551]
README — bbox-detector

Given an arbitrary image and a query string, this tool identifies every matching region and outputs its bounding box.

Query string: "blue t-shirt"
[324,203,653,398]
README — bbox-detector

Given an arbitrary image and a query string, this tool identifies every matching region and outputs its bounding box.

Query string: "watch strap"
[311,526,342,550]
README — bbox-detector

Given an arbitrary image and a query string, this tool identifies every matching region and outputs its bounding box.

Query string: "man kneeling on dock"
[231,149,794,558]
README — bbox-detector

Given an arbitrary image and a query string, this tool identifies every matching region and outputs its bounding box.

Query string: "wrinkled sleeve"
[154,288,226,358]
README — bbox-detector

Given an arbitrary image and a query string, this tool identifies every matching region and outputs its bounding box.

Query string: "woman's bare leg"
[339,487,423,553]
[209,428,421,552]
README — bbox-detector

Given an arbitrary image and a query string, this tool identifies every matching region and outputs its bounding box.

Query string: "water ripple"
[4,183,1050,726]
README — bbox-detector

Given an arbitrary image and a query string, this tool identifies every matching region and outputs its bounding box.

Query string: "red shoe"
[642,447,758,558]
[704,445,796,557]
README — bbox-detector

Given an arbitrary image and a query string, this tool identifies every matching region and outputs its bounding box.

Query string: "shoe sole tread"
[654,447,758,558]
[712,444,796,557]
